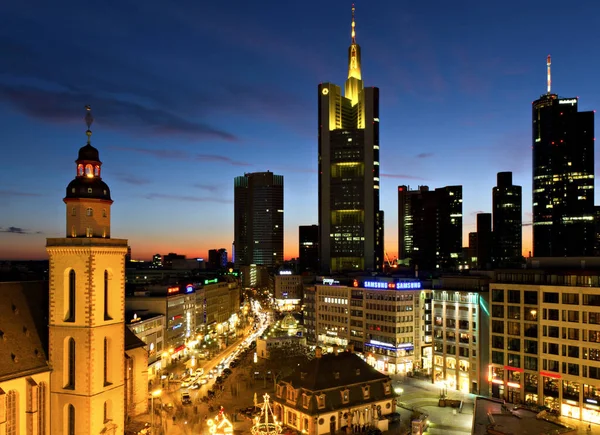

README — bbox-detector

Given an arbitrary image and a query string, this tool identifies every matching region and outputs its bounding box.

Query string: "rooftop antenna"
[546,55,551,94]
[351,4,356,43]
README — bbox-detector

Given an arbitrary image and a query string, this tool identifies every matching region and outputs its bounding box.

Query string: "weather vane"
[85,105,93,144]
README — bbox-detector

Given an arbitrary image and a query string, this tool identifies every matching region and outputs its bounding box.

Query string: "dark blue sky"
[1,1,599,260]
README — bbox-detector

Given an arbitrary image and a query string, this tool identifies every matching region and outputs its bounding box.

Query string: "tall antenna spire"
[85,105,93,144]
[351,4,356,43]
[547,55,552,94]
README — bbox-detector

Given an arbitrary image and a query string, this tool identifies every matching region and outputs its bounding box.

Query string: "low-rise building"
[127,312,165,380]
[271,347,398,434]
[257,313,306,359]
[431,275,490,395]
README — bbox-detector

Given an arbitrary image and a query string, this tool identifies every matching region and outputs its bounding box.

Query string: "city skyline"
[1,1,599,261]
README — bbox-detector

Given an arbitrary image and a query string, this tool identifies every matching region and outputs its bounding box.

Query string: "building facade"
[532,56,595,257]
[234,171,284,268]
[312,277,429,374]
[318,8,383,273]
[493,172,522,265]
[431,275,490,395]
[476,213,492,270]
[488,263,600,424]
[272,349,397,434]
[127,313,165,380]
[274,273,303,311]
[299,225,319,273]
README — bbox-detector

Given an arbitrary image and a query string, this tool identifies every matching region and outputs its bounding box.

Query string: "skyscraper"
[299,225,319,272]
[493,172,522,265]
[234,171,284,268]
[532,56,595,257]
[318,6,383,273]
[398,185,463,271]
[476,213,492,269]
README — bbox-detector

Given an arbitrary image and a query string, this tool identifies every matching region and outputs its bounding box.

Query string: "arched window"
[86,227,93,238]
[67,404,75,435]
[77,164,84,176]
[85,164,93,178]
[7,390,18,434]
[66,338,75,389]
[102,208,107,217]
[86,208,93,217]
[38,382,47,435]
[104,271,111,320]
[94,165,100,176]
[71,226,77,238]
[103,337,110,386]
[71,207,76,216]
[66,270,76,322]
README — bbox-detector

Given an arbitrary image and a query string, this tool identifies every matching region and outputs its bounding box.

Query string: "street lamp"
[151,389,162,433]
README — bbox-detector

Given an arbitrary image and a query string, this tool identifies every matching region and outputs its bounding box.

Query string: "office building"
[299,225,319,272]
[127,312,166,380]
[274,271,303,311]
[493,172,522,266]
[318,6,383,273]
[488,258,600,424]
[532,56,595,257]
[208,248,228,269]
[476,213,493,269]
[398,185,463,271]
[234,171,284,267]
[431,275,490,395]
[312,276,430,374]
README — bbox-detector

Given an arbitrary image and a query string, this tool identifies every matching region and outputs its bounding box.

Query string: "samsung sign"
[363,280,422,290]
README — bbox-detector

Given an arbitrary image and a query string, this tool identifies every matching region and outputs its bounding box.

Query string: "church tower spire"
[47,106,129,434]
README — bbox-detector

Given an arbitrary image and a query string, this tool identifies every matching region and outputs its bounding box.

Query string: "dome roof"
[77,144,100,162]
[281,313,297,329]
[65,177,112,201]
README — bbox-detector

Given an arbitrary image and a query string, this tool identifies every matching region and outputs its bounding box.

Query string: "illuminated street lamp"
[150,389,162,432]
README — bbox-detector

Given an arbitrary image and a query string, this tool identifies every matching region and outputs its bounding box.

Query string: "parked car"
[181,393,192,405]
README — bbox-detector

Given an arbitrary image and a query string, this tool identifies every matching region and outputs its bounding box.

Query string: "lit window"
[341,389,349,404]
[302,393,310,409]
[86,208,93,217]
[317,394,326,409]
[362,385,370,400]
[86,228,93,238]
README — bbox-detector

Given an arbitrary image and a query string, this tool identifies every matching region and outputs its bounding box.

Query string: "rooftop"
[472,397,575,435]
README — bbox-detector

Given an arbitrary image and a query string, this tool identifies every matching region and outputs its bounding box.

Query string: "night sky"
[1,1,599,261]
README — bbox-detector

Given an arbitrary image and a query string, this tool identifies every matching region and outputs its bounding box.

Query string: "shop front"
[582,402,600,425]
[561,400,581,419]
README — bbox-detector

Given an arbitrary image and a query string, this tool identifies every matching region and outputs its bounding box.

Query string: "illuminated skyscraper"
[493,172,522,265]
[299,225,319,272]
[532,56,595,257]
[318,6,383,273]
[234,171,284,268]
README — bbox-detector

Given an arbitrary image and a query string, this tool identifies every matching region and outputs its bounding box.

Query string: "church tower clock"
[47,106,128,434]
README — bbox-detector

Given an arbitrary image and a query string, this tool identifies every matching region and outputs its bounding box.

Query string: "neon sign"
[363,281,421,290]
[168,287,179,294]
[204,278,218,285]
[322,278,340,285]
[279,270,292,275]
[559,98,577,105]
[186,284,194,293]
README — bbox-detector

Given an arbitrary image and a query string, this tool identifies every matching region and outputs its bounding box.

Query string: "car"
[200,378,208,385]
[208,373,214,379]
[223,368,232,375]
[188,383,200,390]
[215,376,224,384]
[181,380,191,388]
[195,368,204,375]
[181,393,192,405]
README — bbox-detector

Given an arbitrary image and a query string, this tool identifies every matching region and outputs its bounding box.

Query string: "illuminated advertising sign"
[279,270,292,275]
[559,98,577,105]
[186,284,194,293]
[204,278,218,285]
[363,280,421,290]
[322,278,340,285]
[168,287,179,294]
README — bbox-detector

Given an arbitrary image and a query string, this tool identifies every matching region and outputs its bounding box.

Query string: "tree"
[262,342,311,390]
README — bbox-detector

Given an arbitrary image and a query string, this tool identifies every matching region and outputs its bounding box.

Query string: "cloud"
[112,146,251,166]
[192,184,221,193]
[144,193,232,204]
[0,189,43,197]
[416,152,433,159]
[380,173,427,180]
[0,85,238,141]
[0,226,43,235]
[113,174,152,186]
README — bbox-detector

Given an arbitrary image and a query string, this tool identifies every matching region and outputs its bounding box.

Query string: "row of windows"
[3,382,47,435]
[71,207,107,217]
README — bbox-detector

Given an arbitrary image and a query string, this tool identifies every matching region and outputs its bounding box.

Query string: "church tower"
[47,106,128,434]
